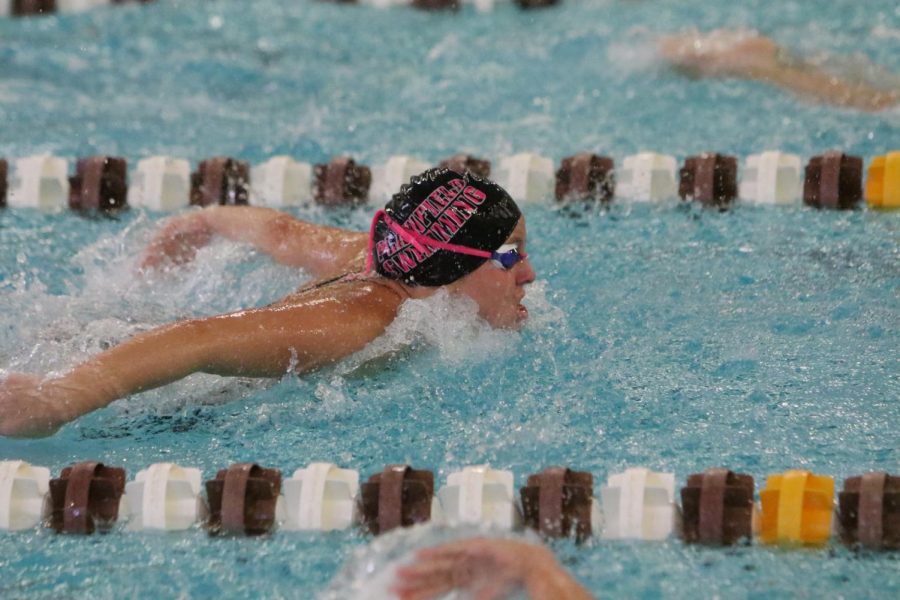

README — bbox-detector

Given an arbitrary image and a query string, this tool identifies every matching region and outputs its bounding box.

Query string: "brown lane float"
[11,0,56,16]
[205,463,281,536]
[0,159,7,208]
[520,466,594,541]
[838,471,900,550]
[48,461,126,534]
[68,156,128,212]
[439,154,491,179]
[555,152,615,202]
[678,152,737,207]
[803,150,863,210]
[515,0,560,8]
[190,157,250,207]
[313,156,371,206]
[680,468,754,545]
[412,0,460,9]
[359,464,434,535]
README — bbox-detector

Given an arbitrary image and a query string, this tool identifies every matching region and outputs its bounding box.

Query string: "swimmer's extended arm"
[0,287,399,438]
[755,58,899,111]
[392,538,594,600]
[140,205,368,277]
[658,30,899,111]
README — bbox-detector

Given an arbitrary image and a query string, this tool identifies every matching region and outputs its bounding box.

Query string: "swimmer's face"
[448,218,536,330]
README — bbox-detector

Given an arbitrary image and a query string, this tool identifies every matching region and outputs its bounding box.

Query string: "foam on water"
[340,289,518,373]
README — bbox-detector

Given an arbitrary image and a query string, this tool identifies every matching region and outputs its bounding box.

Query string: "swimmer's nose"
[516,256,536,285]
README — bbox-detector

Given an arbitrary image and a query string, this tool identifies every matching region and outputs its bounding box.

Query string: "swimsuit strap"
[297,270,410,301]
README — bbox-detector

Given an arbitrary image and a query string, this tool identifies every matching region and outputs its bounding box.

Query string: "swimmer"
[0,169,535,438]
[391,537,593,600]
[658,29,900,111]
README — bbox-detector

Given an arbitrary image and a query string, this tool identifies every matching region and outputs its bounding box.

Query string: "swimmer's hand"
[658,29,779,78]
[391,537,593,600]
[139,211,213,271]
[0,374,77,438]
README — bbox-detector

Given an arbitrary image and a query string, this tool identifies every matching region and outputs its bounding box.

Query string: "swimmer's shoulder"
[274,272,410,313]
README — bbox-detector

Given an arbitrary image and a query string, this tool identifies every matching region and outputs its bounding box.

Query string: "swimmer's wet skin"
[392,537,594,600]
[0,169,535,438]
[658,29,900,111]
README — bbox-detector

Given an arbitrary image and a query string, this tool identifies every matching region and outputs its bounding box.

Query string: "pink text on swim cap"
[378,184,491,276]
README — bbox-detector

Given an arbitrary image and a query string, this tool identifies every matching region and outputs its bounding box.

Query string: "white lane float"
[739,151,802,205]
[0,460,50,531]
[600,467,676,540]
[617,152,678,202]
[250,155,313,207]
[57,0,109,12]
[282,462,359,531]
[359,0,412,8]
[369,155,431,203]
[7,154,70,211]
[125,462,206,531]
[494,152,555,204]
[463,0,500,12]
[437,465,520,529]
[129,156,192,211]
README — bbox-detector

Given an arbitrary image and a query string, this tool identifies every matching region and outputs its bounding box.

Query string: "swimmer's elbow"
[164,318,235,375]
[260,214,305,264]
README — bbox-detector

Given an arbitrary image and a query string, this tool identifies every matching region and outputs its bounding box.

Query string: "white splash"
[338,289,515,375]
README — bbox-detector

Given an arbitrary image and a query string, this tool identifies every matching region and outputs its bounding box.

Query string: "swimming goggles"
[490,244,528,269]
[366,209,527,273]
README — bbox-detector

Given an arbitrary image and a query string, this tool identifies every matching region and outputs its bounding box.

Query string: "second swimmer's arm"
[658,31,899,112]
[750,56,900,111]
[141,205,368,276]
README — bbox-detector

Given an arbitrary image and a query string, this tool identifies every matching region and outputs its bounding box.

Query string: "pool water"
[1,0,899,598]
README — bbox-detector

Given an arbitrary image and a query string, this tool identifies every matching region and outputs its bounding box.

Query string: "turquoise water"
[1,1,899,598]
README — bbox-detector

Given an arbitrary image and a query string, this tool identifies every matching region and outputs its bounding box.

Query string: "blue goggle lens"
[491,248,526,269]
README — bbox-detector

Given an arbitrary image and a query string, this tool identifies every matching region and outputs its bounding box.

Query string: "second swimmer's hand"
[392,537,592,600]
[139,211,213,271]
[0,374,73,438]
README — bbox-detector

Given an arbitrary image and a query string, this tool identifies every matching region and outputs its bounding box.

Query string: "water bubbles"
[339,289,515,375]
[313,378,356,418]
[522,279,567,329]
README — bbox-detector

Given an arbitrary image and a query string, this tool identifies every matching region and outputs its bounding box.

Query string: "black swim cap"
[371,168,522,287]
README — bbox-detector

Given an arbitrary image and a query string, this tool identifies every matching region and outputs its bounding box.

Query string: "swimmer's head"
[367,168,522,287]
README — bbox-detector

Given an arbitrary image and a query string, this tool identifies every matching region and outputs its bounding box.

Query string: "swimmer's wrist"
[45,363,127,420]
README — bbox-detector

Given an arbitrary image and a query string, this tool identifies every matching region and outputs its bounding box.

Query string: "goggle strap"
[383,212,492,259]
[366,210,524,274]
